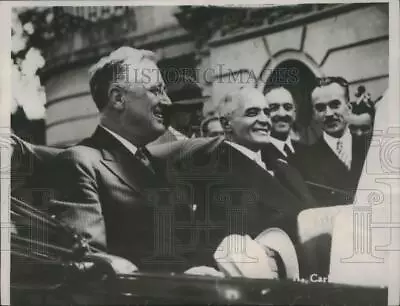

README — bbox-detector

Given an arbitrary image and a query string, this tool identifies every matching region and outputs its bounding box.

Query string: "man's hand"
[214,235,279,279]
[73,252,138,279]
[184,266,225,278]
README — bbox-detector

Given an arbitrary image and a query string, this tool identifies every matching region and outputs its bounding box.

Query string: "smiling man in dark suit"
[49,47,174,272]
[151,87,316,276]
[295,77,370,207]
[11,84,315,278]
[262,86,305,167]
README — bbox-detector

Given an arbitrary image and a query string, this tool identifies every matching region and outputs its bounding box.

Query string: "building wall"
[44,4,388,146]
[45,64,95,146]
[209,4,388,108]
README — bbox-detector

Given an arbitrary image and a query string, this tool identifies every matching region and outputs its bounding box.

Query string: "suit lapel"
[318,138,349,174]
[89,126,156,193]
[307,138,351,193]
[100,150,150,194]
[273,160,317,208]
[263,143,286,166]
[224,143,302,212]
[350,135,368,171]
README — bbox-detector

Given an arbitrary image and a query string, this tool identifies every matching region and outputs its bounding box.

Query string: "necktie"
[336,139,351,170]
[283,143,294,159]
[135,147,155,173]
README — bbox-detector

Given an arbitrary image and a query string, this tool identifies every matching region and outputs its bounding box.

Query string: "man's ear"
[347,102,353,111]
[219,116,232,132]
[108,85,125,111]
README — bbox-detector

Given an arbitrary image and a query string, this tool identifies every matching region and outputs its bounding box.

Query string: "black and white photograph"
[2,1,399,305]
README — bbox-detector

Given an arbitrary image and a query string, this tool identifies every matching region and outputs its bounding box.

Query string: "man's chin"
[153,118,167,128]
[252,135,270,145]
[324,126,346,137]
[274,123,290,131]
[151,122,168,136]
[272,127,290,136]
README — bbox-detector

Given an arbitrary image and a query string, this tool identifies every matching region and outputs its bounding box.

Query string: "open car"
[10,193,387,305]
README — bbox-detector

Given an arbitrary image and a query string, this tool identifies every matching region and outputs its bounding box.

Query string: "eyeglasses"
[269,103,294,112]
[244,107,270,117]
[147,83,167,96]
[313,100,342,112]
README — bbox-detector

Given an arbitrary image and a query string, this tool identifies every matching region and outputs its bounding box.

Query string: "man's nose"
[160,93,172,106]
[325,106,334,116]
[257,111,271,125]
[277,106,287,117]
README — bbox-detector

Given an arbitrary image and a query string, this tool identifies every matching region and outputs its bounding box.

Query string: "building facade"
[42,4,388,146]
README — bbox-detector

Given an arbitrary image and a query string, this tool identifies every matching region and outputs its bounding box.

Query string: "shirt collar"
[226,141,263,164]
[100,125,138,156]
[269,136,294,156]
[226,141,275,175]
[323,128,352,152]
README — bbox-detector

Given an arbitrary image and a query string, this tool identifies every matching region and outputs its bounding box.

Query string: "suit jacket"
[261,140,317,208]
[262,139,306,166]
[265,156,318,209]
[294,135,370,207]
[149,137,315,269]
[50,126,171,271]
[11,135,62,206]
[16,133,315,273]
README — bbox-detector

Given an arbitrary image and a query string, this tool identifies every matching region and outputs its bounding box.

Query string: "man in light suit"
[296,77,370,207]
[49,47,176,272]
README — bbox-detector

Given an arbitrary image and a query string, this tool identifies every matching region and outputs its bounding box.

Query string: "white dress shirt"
[226,141,274,176]
[323,128,352,168]
[269,136,295,157]
[101,125,138,156]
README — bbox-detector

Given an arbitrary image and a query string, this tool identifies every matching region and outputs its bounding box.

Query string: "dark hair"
[351,85,376,119]
[313,76,350,101]
[167,75,203,103]
[264,84,293,98]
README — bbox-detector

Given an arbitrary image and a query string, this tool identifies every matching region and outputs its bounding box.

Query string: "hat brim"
[171,97,206,106]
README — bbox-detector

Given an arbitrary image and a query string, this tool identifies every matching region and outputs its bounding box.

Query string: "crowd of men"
[10,46,378,280]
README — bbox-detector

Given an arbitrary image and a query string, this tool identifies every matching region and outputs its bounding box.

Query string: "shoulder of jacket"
[56,145,102,163]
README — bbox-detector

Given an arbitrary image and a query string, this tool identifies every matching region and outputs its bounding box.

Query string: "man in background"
[200,115,224,137]
[296,77,370,207]
[348,85,375,137]
[262,86,305,167]
[150,76,204,144]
